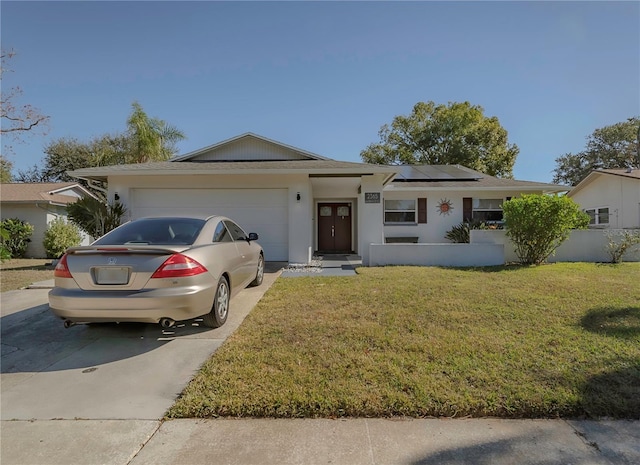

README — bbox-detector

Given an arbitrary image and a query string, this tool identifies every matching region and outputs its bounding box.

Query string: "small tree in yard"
[503,194,589,265]
[43,217,82,258]
[0,218,34,258]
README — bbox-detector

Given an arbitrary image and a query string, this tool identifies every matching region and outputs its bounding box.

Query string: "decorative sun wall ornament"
[437,198,453,215]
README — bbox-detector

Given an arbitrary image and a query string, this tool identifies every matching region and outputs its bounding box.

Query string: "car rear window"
[94,218,206,245]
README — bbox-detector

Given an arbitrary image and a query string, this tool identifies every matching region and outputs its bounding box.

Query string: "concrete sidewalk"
[2,417,638,465]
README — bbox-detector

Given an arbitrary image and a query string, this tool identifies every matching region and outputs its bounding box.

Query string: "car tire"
[203,276,229,328]
[249,254,264,287]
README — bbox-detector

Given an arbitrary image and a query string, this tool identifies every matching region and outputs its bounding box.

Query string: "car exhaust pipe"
[63,320,76,329]
[159,318,175,328]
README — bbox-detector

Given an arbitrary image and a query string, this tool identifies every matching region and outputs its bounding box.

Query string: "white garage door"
[131,188,288,261]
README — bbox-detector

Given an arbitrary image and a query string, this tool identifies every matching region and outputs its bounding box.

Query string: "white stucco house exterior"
[70,133,566,265]
[568,168,640,229]
[0,182,95,258]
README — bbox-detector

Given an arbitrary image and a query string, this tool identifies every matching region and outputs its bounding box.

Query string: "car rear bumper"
[48,284,216,324]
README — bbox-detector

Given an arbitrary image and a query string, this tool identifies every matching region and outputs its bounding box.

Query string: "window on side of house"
[384,199,416,224]
[585,207,609,226]
[472,198,504,223]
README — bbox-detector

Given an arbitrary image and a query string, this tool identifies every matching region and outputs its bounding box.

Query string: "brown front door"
[317,203,352,253]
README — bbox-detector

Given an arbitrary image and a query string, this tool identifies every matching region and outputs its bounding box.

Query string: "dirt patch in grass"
[168,263,640,419]
[0,259,54,292]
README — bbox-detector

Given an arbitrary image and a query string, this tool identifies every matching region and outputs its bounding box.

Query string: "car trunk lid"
[62,245,188,291]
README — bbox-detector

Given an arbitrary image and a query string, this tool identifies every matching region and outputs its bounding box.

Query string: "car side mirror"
[247,232,259,242]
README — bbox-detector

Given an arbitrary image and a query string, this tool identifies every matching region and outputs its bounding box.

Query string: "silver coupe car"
[49,216,264,329]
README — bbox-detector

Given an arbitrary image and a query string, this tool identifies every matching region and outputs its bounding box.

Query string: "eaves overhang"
[69,161,399,182]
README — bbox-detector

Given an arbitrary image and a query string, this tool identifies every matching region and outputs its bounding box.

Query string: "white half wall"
[471,229,640,263]
[369,243,505,267]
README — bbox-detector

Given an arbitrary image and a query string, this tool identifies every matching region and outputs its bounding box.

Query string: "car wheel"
[249,254,264,287]
[203,276,229,328]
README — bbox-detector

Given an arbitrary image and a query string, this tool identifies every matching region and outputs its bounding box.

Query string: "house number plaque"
[365,192,380,203]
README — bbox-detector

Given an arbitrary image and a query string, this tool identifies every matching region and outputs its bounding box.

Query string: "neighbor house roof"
[568,168,640,198]
[0,182,92,206]
[387,165,567,193]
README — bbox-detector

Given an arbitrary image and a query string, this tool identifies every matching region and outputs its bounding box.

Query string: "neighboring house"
[568,168,640,229]
[0,182,95,258]
[70,133,566,265]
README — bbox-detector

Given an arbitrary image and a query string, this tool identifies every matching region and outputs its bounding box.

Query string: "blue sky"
[2,1,638,182]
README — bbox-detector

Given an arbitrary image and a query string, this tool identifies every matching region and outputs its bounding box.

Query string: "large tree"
[1,50,49,156]
[553,117,640,186]
[360,101,519,178]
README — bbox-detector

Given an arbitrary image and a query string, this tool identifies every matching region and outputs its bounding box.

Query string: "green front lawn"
[168,263,640,419]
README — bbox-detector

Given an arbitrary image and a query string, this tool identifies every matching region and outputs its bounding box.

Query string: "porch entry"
[317,202,352,253]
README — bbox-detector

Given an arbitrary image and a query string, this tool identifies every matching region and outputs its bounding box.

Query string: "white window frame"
[384,199,417,224]
[585,207,610,226]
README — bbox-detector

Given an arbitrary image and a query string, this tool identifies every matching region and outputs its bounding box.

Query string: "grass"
[0,259,53,292]
[168,263,640,420]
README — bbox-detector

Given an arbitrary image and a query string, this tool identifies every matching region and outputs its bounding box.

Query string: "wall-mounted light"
[114,192,120,201]
[296,192,301,202]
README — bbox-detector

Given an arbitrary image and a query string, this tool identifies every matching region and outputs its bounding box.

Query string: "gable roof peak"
[172,132,331,162]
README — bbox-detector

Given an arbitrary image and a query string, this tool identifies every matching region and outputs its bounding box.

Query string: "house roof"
[568,168,640,197]
[0,182,89,205]
[70,160,400,182]
[66,133,565,193]
[388,165,567,193]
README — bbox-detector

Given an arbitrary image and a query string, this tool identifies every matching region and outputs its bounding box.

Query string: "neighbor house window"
[472,199,504,223]
[585,207,609,226]
[384,200,416,224]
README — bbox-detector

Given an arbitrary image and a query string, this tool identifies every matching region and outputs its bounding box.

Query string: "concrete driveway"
[1,264,282,464]
[1,264,282,420]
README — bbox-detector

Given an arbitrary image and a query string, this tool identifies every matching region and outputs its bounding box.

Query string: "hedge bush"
[503,194,589,265]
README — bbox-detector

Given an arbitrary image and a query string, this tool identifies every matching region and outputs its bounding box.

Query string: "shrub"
[503,194,589,265]
[43,217,82,258]
[605,230,640,263]
[67,197,126,238]
[0,218,34,258]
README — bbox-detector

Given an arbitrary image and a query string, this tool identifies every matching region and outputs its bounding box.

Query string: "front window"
[473,198,503,223]
[585,207,609,226]
[384,200,416,224]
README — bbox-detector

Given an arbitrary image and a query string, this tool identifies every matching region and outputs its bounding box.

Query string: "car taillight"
[151,254,207,279]
[54,254,73,278]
